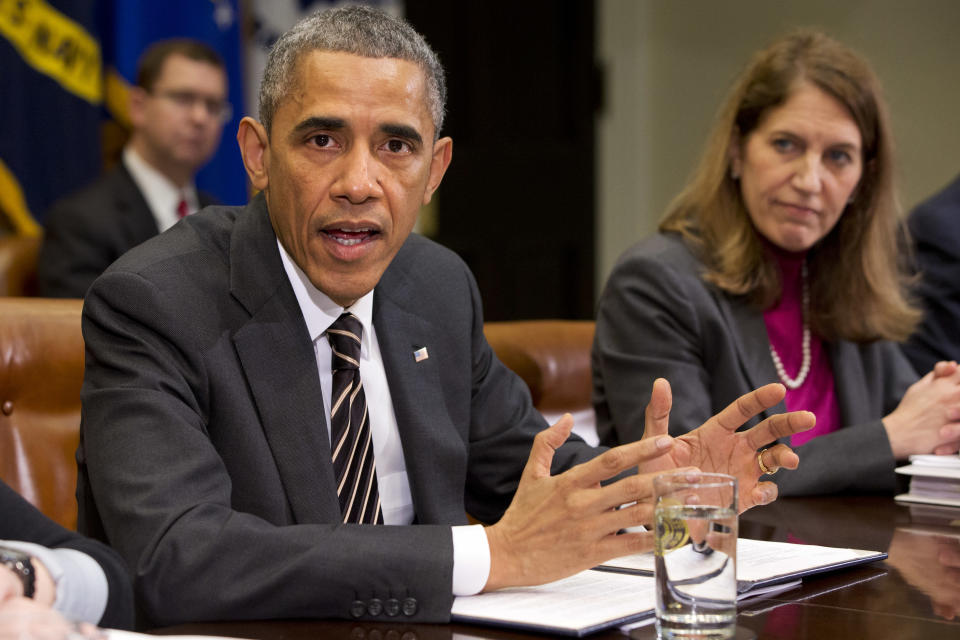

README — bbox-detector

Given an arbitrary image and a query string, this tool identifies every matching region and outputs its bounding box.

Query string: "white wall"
[597,0,960,294]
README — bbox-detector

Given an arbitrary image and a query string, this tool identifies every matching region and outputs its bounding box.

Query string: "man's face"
[245,51,452,307]
[131,53,228,179]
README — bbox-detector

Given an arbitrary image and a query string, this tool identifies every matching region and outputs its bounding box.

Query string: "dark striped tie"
[327,313,382,524]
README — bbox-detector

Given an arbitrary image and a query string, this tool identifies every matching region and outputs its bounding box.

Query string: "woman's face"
[731,82,863,252]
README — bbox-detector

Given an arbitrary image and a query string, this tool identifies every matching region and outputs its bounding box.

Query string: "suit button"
[350,600,366,618]
[368,598,383,616]
[384,598,400,617]
[401,597,417,616]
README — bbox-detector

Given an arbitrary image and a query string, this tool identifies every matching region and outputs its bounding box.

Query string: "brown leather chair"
[483,320,596,431]
[0,234,41,296]
[0,297,85,529]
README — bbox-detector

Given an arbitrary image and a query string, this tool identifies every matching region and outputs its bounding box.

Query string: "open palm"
[639,379,814,511]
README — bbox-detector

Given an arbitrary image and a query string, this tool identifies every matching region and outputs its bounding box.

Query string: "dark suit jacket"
[37,162,216,298]
[592,232,917,496]
[0,480,133,629]
[902,173,960,373]
[76,194,598,627]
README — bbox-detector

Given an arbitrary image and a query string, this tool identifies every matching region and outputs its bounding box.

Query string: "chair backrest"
[0,298,84,529]
[0,234,41,296]
[484,319,596,419]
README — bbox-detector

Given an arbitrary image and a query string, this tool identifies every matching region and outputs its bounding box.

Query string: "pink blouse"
[762,249,841,446]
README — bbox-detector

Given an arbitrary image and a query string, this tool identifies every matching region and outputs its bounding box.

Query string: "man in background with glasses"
[37,39,230,298]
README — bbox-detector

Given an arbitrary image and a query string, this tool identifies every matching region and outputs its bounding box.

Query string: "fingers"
[598,466,702,516]
[749,480,779,507]
[564,434,675,489]
[643,378,672,439]
[711,383,786,432]
[933,441,960,456]
[743,410,815,450]
[594,529,656,562]
[933,360,959,379]
[760,443,800,472]
[524,414,575,481]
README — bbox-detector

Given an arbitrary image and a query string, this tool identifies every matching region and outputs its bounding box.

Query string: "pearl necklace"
[769,261,810,390]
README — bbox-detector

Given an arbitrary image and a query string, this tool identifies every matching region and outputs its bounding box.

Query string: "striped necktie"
[327,313,382,524]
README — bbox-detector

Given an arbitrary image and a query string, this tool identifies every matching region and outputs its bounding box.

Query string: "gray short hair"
[259,5,446,138]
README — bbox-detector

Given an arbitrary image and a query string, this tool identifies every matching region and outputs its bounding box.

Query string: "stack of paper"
[451,539,886,636]
[895,455,960,508]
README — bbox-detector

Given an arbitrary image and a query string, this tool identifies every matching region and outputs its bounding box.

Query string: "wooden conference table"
[152,496,960,640]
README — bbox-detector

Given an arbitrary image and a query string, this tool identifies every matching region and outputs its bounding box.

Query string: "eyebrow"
[774,129,861,151]
[380,123,423,146]
[291,116,346,137]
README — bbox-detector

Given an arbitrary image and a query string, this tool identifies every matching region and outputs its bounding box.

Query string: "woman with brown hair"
[592,30,960,495]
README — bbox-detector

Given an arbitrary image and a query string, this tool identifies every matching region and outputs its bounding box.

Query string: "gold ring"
[757,449,777,475]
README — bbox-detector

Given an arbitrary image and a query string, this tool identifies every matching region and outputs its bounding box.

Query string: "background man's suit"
[37,162,216,298]
[77,194,598,627]
[591,232,916,496]
[902,173,960,373]
[1,480,133,629]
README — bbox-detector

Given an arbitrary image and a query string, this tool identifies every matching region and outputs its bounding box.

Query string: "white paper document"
[452,569,656,636]
[600,538,885,592]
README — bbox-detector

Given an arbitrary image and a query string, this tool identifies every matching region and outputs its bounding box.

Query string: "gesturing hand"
[639,379,814,512]
[482,414,690,592]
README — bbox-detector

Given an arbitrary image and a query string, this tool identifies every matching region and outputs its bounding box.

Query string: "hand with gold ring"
[757,449,778,475]
[637,379,814,512]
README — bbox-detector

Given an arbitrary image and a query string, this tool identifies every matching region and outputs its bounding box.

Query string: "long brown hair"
[661,30,919,343]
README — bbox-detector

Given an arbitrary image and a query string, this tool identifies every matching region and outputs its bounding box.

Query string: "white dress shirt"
[122,146,199,232]
[278,241,490,596]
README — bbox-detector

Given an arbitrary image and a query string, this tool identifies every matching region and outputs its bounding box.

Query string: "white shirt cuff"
[1,540,109,624]
[451,524,490,596]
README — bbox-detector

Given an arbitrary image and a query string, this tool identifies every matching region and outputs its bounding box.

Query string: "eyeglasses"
[153,89,233,123]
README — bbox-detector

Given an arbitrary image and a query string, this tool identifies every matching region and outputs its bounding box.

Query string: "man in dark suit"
[902,173,960,373]
[37,39,229,298]
[77,6,812,628]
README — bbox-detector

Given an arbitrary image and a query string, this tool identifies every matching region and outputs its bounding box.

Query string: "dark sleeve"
[0,481,134,629]
[901,197,960,372]
[37,198,116,298]
[460,261,601,524]
[592,244,718,446]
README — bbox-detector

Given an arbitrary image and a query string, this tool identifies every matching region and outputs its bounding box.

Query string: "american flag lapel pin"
[413,346,429,363]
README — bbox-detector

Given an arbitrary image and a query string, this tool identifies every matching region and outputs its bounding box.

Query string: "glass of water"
[654,471,738,639]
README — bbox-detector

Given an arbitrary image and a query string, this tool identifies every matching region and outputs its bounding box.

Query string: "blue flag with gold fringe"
[0,0,103,235]
[0,0,247,235]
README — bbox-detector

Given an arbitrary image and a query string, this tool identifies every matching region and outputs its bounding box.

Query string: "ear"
[423,136,453,206]
[128,86,148,130]
[237,117,270,192]
[728,127,742,180]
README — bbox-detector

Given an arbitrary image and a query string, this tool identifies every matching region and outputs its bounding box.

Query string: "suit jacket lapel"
[229,195,340,523]
[712,290,787,422]
[374,262,465,525]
